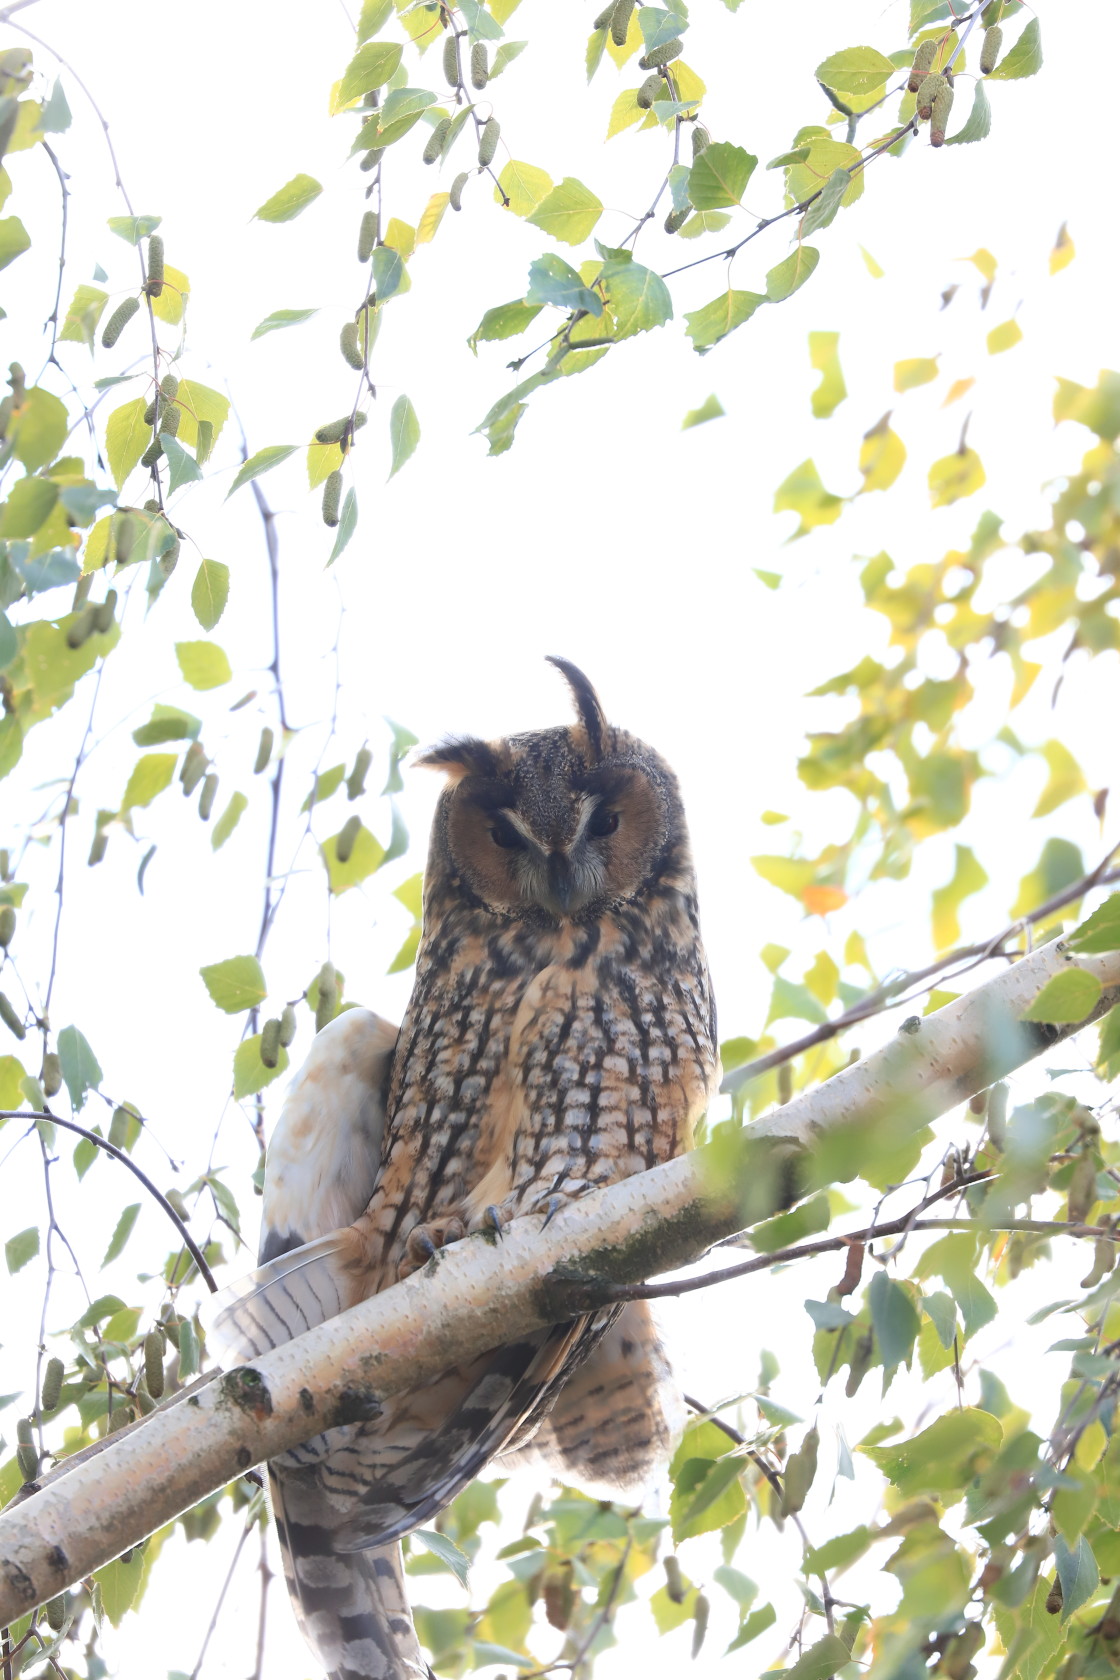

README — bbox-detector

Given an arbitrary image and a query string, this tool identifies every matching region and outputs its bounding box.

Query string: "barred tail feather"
[272,1470,430,1680]
[201,1231,359,1365]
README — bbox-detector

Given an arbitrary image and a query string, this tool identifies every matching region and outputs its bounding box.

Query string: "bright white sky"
[2,0,1119,1675]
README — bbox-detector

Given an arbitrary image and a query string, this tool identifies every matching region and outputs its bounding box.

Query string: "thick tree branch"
[1,938,1117,1622]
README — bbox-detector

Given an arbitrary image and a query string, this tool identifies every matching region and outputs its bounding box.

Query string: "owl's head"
[417,658,693,924]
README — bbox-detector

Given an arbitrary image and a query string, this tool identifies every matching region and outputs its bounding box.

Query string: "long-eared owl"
[208,659,720,1680]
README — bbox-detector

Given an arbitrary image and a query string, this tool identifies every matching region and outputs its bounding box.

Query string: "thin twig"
[188,1513,253,1680]
[1,1110,217,1291]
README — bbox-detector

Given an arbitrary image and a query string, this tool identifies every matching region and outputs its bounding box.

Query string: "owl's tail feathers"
[271,1470,431,1680]
[202,1231,361,1366]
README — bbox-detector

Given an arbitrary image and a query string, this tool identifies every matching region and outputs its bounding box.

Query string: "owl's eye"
[588,807,620,838]
[489,815,526,850]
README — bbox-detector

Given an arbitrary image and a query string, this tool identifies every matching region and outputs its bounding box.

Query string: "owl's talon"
[484,1205,504,1239]
[397,1215,467,1279]
[540,1194,565,1229]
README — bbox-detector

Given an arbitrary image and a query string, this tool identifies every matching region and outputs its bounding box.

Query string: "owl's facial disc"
[448,767,667,921]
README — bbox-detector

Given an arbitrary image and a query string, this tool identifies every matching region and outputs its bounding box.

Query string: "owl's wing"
[205,1008,397,1362]
[204,1009,430,1680]
[495,1302,684,1498]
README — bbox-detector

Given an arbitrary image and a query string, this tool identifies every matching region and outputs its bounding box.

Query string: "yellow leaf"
[307,440,343,489]
[894,356,938,392]
[151,263,190,326]
[606,88,644,139]
[859,245,884,278]
[383,218,415,259]
[858,414,905,493]
[1032,739,1087,818]
[928,447,985,508]
[942,377,974,407]
[416,192,450,244]
[808,331,846,419]
[604,6,642,66]
[773,458,843,537]
[986,318,1022,355]
[672,61,706,106]
[1050,222,1075,275]
[804,950,839,1006]
[495,159,552,217]
[1075,1418,1107,1471]
[966,247,997,283]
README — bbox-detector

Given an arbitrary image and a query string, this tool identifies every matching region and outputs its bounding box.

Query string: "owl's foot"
[397,1215,467,1279]
[486,1176,596,1232]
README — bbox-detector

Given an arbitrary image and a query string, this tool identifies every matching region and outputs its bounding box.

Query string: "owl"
[208,660,719,1680]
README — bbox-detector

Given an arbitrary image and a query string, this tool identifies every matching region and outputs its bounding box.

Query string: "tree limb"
[1,937,1117,1623]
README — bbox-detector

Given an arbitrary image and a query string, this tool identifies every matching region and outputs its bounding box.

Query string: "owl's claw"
[483,1205,504,1239]
[540,1194,565,1229]
[397,1215,467,1279]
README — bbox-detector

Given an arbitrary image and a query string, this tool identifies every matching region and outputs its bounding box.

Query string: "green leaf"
[321,824,385,894]
[495,160,553,219]
[670,1454,746,1542]
[211,791,248,851]
[102,1203,140,1267]
[526,253,603,317]
[105,398,149,490]
[945,77,991,145]
[869,1270,920,1367]
[1013,837,1084,918]
[337,39,404,105]
[600,257,671,338]
[160,432,203,496]
[687,141,756,210]
[176,640,231,690]
[132,704,201,746]
[725,1603,776,1652]
[59,282,109,348]
[94,1551,145,1628]
[5,1226,38,1272]
[199,955,267,1014]
[328,489,358,564]
[11,387,68,472]
[388,396,420,480]
[1053,1534,1099,1619]
[250,308,317,340]
[863,1408,1002,1496]
[468,299,543,352]
[931,844,988,948]
[988,17,1041,79]
[233,1035,288,1099]
[121,753,176,810]
[371,245,408,303]
[0,476,58,538]
[255,174,323,223]
[785,1635,854,1680]
[173,381,230,453]
[0,215,30,271]
[684,289,764,353]
[1099,1004,1120,1079]
[526,177,603,245]
[766,245,820,302]
[682,394,724,430]
[107,214,161,245]
[800,167,851,237]
[803,1527,872,1576]
[1032,739,1086,818]
[815,46,895,96]
[808,331,846,419]
[226,446,297,498]
[1022,968,1103,1025]
[1069,895,1120,955]
[191,560,229,631]
[413,1530,470,1587]
[57,1024,102,1110]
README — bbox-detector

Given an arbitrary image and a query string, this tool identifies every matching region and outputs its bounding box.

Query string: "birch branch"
[1,937,1117,1623]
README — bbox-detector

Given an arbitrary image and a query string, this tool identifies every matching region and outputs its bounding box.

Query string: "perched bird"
[208,660,719,1680]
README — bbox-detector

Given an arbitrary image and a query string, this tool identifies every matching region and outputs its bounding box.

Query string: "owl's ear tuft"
[547,656,607,761]
[415,736,499,782]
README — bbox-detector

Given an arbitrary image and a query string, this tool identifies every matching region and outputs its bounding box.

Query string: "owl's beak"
[545,850,577,913]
